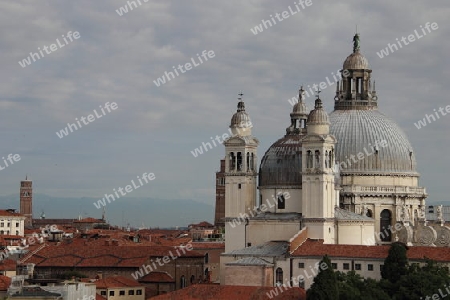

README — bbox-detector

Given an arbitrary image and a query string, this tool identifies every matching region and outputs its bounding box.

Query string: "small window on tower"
[238,184,241,189]
[277,194,285,209]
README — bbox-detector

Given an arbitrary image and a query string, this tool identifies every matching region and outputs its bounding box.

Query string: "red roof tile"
[95,276,142,289]
[0,259,16,271]
[189,221,214,228]
[22,244,204,267]
[2,235,23,240]
[74,218,105,224]
[292,239,450,262]
[151,284,305,300]
[0,210,24,217]
[191,242,224,250]
[0,275,11,291]
[96,294,107,300]
[139,272,174,283]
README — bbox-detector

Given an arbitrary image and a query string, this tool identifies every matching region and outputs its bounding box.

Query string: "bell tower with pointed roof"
[301,92,338,243]
[224,93,259,252]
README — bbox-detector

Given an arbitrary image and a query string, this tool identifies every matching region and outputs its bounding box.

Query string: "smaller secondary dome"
[230,101,252,128]
[307,98,329,125]
[343,51,369,70]
[259,135,303,187]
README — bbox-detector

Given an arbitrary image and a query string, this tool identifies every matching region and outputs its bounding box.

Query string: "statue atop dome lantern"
[353,33,360,53]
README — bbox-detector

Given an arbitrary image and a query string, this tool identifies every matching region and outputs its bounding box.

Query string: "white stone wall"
[337,221,375,245]
[292,257,385,289]
[224,221,246,252]
[0,215,25,236]
[247,220,301,247]
[259,189,301,213]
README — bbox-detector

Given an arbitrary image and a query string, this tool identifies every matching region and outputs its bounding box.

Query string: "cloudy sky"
[0,0,448,218]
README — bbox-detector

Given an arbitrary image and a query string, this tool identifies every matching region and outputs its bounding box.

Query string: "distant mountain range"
[0,194,214,228]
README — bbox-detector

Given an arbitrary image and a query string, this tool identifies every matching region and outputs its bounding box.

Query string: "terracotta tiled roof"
[139,272,174,283]
[0,210,24,217]
[151,284,306,300]
[95,276,142,289]
[191,242,224,250]
[74,218,105,223]
[22,244,204,267]
[32,219,77,226]
[138,229,188,238]
[0,259,16,271]
[96,293,107,300]
[292,239,389,259]
[0,275,12,291]
[292,239,450,262]
[189,221,214,228]
[1,235,23,240]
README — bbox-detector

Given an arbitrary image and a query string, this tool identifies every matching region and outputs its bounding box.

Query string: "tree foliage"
[307,255,339,300]
[381,242,408,284]
[306,243,450,300]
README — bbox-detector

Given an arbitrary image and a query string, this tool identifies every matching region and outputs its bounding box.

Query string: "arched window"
[180,275,186,288]
[329,149,333,168]
[380,209,392,242]
[325,151,329,168]
[246,152,250,171]
[251,153,254,171]
[275,268,283,285]
[307,151,313,168]
[237,152,242,171]
[315,150,320,168]
[229,152,235,171]
[190,275,195,284]
[205,253,209,264]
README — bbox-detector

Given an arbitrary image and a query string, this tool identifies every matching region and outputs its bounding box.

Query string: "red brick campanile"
[20,176,33,228]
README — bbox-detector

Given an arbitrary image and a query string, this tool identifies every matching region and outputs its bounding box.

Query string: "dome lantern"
[286,86,309,135]
[335,33,377,110]
[306,90,330,135]
[230,93,253,137]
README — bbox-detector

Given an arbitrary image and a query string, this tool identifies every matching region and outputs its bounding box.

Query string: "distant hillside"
[0,194,214,228]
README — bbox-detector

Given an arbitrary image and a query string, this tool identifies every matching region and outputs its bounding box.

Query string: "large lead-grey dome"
[329,110,417,175]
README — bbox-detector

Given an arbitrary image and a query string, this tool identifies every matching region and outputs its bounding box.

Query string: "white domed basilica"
[218,34,447,287]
